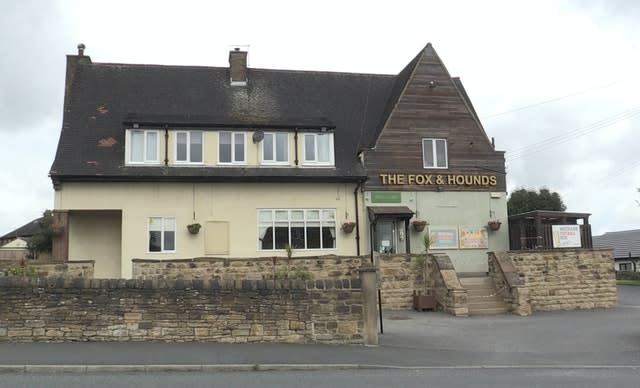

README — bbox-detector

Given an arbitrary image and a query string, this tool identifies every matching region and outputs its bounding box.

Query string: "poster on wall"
[552,225,581,248]
[429,226,459,249]
[458,226,489,249]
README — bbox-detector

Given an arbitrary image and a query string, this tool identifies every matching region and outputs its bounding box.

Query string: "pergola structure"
[508,210,593,250]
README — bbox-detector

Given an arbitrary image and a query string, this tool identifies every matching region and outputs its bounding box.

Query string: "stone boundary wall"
[0,276,366,344]
[488,249,616,315]
[0,260,94,278]
[133,256,363,281]
[428,254,468,316]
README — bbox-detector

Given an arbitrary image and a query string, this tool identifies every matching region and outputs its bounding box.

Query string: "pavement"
[1,285,639,372]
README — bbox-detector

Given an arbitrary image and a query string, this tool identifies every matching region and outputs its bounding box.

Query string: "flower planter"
[412,221,427,232]
[487,221,502,231]
[413,291,437,311]
[187,223,201,234]
[341,222,356,233]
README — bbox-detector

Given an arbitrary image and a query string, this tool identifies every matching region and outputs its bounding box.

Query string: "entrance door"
[376,220,396,254]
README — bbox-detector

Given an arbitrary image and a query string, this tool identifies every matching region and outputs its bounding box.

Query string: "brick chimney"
[229,48,248,86]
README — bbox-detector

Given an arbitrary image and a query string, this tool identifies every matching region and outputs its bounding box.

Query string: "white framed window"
[219,131,246,164]
[175,131,203,164]
[126,129,160,164]
[422,138,448,169]
[257,209,336,251]
[262,132,289,165]
[148,217,176,253]
[303,133,334,166]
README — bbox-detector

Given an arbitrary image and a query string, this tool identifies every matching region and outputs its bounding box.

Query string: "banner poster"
[459,226,489,249]
[552,225,582,248]
[429,226,459,249]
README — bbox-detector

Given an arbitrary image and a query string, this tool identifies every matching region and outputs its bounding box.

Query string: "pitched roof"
[1,218,42,240]
[50,58,400,182]
[593,229,640,259]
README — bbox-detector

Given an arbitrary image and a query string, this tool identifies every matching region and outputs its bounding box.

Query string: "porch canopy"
[367,206,415,254]
[508,210,593,250]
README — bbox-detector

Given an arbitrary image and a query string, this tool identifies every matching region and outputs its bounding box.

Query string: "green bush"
[616,271,640,280]
[266,268,313,280]
[3,265,37,277]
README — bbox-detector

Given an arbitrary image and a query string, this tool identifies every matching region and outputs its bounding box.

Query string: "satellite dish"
[252,130,264,143]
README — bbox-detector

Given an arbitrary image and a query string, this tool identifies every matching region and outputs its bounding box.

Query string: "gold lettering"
[473,176,482,185]
[481,176,490,185]
[408,174,415,185]
[424,175,434,184]
[436,175,444,185]
[456,175,465,185]
[464,176,473,185]
[416,174,425,185]
[397,174,405,184]
[380,174,388,185]
[489,176,497,186]
[388,174,397,185]
[448,175,456,185]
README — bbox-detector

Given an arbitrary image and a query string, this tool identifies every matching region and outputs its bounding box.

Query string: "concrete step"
[468,306,510,316]
[460,276,510,316]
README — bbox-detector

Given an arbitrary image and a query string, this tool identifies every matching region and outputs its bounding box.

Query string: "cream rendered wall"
[363,191,509,273]
[56,181,364,278]
[165,130,302,167]
[68,211,122,278]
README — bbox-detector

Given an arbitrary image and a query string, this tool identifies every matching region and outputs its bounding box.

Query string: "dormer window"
[175,131,203,164]
[422,138,448,169]
[126,129,160,165]
[219,131,246,164]
[262,132,289,165]
[303,133,334,166]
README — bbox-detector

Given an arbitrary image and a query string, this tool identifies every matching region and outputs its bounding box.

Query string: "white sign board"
[552,225,582,248]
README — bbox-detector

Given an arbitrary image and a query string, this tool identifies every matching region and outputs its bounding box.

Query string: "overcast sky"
[1,0,638,236]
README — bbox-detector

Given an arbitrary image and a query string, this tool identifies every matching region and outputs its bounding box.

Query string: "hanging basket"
[487,221,502,231]
[187,223,201,234]
[341,222,356,234]
[411,220,427,232]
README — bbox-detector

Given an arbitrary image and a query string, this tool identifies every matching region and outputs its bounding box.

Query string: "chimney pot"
[77,43,86,56]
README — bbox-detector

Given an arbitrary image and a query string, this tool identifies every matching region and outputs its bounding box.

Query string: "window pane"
[263,133,274,161]
[163,217,175,231]
[260,226,273,249]
[291,224,305,249]
[131,131,144,162]
[176,132,187,161]
[149,217,162,231]
[276,133,288,162]
[234,133,244,162]
[258,210,273,222]
[219,132,231,162]
[291,210,304,220]
[321,210,336,221]
[149,231,161,252]
[322,227,336,249]
[435,139,447,167]
[275,210,288,221]
[164,231,175,251]
[317,134,330,162]
[423,139,434,167]
[307,210,319,220]
[146,132,158,161]
[190,132,203,163]
[274,225,289,249]
[304,135,315,161]
[306,225,321,249]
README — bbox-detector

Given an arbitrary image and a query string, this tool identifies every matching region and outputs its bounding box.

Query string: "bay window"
[258,209,336,250]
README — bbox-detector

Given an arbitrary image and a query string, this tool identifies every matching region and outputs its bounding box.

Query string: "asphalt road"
[2,368,640,388]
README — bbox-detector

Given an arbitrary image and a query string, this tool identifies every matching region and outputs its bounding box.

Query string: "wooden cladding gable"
[364,45,506,192]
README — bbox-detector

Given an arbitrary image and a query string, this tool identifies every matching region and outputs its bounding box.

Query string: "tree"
[26,210,53,259]
[507,188,567,215]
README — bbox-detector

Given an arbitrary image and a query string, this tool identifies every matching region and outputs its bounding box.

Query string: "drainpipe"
[164,125,169,166]
[353,181,363,256]
[294,129,299,166]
